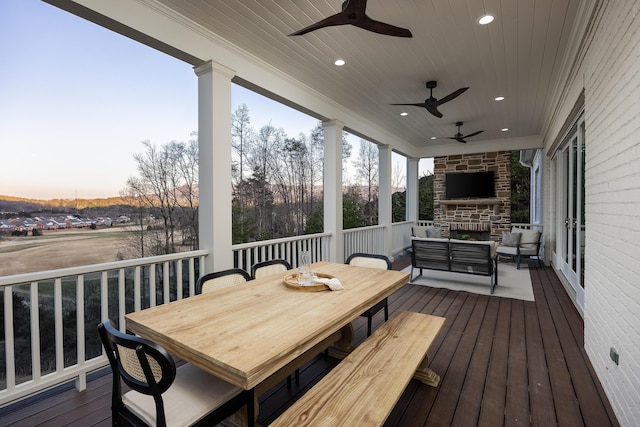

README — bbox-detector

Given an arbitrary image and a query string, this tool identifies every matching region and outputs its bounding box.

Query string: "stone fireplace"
[433,151,511,241]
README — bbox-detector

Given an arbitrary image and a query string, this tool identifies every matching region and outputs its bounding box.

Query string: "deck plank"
[523,297,558,426]
[428,294,487,425]
[537,267,614,427]
[477,298,511,427]
[530,265,585,426]
[451,296,500,427]
[505,299,530,424]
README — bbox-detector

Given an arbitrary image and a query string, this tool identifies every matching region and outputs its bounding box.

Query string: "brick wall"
[546,1,640,424]
[583,1,640,425]
[433,151,511,241]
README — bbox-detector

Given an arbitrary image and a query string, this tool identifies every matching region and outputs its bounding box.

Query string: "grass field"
[0,228,136,276]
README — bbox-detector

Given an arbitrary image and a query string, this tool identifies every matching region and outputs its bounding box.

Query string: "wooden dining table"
[124,261,409,396]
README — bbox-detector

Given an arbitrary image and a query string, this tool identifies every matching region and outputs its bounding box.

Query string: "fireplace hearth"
[450,229,491,241]
[449,221,492,241]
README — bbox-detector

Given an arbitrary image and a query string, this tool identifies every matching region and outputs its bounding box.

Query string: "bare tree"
[231,103,253,186]
[272,135,309,234]
[308,123,324,219]
[118,183,152,259]
[246,123,284,238]
[169,136,199,250]
[392,161,406,192]
[354,139,379,225]
[123,140,200,256]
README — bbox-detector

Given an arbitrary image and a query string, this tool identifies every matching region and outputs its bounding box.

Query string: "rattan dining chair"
[250,259,292,279]
[196,268,251,294]
[345,252,392,337]
[98,319,254,427]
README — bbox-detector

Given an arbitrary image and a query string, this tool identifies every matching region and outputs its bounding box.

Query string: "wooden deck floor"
[0,258,619,426]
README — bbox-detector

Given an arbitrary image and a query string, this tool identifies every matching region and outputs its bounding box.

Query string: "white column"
[378,144,392,259]
[194,60,235,273]
[323,120,344,263]
[406,157,419,223]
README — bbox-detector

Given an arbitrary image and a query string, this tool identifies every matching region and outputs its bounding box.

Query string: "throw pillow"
[427,228,442,238]
[502,231,522,247]
[412,226,428,238]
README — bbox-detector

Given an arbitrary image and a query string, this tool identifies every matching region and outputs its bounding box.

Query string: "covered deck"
[1,257,618,426]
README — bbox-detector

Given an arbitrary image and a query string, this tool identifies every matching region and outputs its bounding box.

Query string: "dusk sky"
[1,0,431,200]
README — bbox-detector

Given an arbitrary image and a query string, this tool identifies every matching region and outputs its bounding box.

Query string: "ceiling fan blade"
[447,137,467,143]
[289,13,350,36]
[290,0,411,37]
[426,104,443,118]
[434,87,469,105]
[356,16,413,37]
[464,130,484,138]
[390,102,428,108]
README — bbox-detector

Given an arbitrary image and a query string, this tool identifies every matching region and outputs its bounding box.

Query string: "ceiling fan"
[445,122,484,143]
[391,81,468,118]
[289,0,412,38]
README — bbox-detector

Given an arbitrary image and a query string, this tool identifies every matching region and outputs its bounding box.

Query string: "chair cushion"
[496,245,518,256]
[513,228,540,251]
[123,363,243,427]
[501,231,522,247]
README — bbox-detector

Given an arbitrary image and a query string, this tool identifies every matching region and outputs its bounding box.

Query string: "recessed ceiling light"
[400,112,408,116]
[478,15,494,25]
[334,59,345,66]
[501,128,509,132]
[430,136,437,140]
[495,96,505,101]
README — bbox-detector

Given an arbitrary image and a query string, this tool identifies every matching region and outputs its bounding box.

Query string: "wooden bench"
[270,311,445,427]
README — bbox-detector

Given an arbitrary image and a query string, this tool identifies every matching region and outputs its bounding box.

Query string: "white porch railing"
[343,225,385,259]
[232,232,332,271]
[0,250,207,406]
[232,224,419,268]
[391,221,415,255]
[0,226,419,407]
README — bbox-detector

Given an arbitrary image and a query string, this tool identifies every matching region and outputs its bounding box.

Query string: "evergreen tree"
[343,190,365,229]
[418,173,435,220]
[510,151,530,222]
[392,190,406,222]
[304,206,324,234]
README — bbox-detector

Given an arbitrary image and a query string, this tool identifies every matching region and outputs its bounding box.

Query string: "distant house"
[0,219,14,233]
[65,217,86,228]
[36,218,55,230]
[51,218,67,229]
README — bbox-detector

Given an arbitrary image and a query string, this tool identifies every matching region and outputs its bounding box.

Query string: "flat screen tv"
[445,171,495,199]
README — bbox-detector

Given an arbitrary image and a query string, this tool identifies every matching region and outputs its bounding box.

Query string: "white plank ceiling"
[153,0,580,152]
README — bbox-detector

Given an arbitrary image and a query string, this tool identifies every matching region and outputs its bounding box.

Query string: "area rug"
[402,262,534,301]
